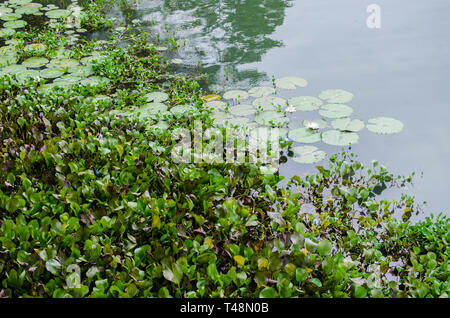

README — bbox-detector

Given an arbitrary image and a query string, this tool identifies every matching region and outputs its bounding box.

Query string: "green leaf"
[259,287,278,298]
[45,259,62,275]
[317,239,333,256]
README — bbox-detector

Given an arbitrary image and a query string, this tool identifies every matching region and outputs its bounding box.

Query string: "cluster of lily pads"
[0,0,111,90]
[202,77,404,164]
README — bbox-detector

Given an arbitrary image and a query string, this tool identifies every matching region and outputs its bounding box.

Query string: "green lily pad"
[15,5,40,15]
[288,128,321,143]
[223,116,251,127]
[0,55,17,67]
[211,111,232,125]
[80,76,109,86]
[253,96,286,111]
[68,65,94,77]
[1,13,22,21]
[206,100,227,110]
[254,111,288,127]
[40,68,65,79]
[0,7,13,15]
[0,63,26,76]
[48,58,80,69]
[292,146,326,164]
[45,9,70,19]
[250,127,288,141]
[153,121,170,130]
[248,86,276,98]
[302,119,329,130]
[331,118,365,132]
[0,28,16,38]
[260,165,279,175]
[366,117,404,134]
[274,76,308,90]
[145,91,169,103]
[140,102,168,115]
[9,0,33,4]
[319,104,354,119]
[15,69,39,83]
[170,104,196,116]
[319,89,354,104]
[24,43,47,52]
[229,104,255,117]
[53,74,81,85]
[288,96,323,111]
[22,57,49,68]
[3,20,27,29]
[321,130,359,146]
[223,90,249,101]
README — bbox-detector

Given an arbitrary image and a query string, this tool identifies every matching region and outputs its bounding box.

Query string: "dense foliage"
[0,1,448,298]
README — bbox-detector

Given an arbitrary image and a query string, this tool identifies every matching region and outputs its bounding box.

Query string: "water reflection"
[116,0,292,91]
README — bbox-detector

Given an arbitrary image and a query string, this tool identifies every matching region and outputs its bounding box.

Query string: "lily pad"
[145,91,169,103]
[288,128,321,143]
[229,104,255,117]
[170,104,197,116]
[15,69,39,83]
[319,104,354,119]
[48,58,80,69]
[319,89,354,104]
[0,28,15,38]
[206,100,227,110]
[253,96,287,111]
[68,65,94,77]
[250,127,288,141]
[223,90,249,101]
[22,57,49,68]
[0,63,26,77]
[288,96,323,111]
[1,13,22,21]
[331,118,365,132]
[40,68,65,79]
[24,43,47,52]
[223,117,251,127]
[292,146,326,164]
[366,117,404,134]
[15,6,40,15]
[254,111,288,127]
[248,86,276,98]
[302,119,329,130]
[321,130,359,146]
[274,76,308,90]
[211,111,232,125]
[0,7,13,15]
[0,55,17,67]
[45,9,70,19]
[80,76,109,86]
[135,103,169,119]
[3,20,27,29]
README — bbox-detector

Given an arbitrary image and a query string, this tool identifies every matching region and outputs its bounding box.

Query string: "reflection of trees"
[132,0,292,90]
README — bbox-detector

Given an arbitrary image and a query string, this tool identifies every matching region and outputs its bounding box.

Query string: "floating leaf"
[223,90,249,101]
[321,130,359,146]
[331,118,365,132]
[0,28,16,38]
[24,43,47,52]
[45,9,70,19]
[200,94,221,102]
[253,96,286,111]
[319,89,354,104]
[15,69,39,83]
[0,13,22,21]
[229,104,255,117]
[145,91,169,103]
[223,117,250,127]
[302,119,329,130]
[288,128,321,143]
[15,5,40,15]
[170,104,196,116]
[319,104,353,119]
[366,117,404,134]
[288,96,323,111]
[0,64,26,77]
[3,20,27,29]
[206,100,227,110]
[292,146,326,164]
[48,58,80,69]
[248,86,276,98]
[275,76,308,90]
[22,57,49,68]
[254,111,287,126]
[40,68,65,79]
[79,76,109,86]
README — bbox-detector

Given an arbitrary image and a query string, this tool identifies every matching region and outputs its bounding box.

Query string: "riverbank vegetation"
[0,0,448,298]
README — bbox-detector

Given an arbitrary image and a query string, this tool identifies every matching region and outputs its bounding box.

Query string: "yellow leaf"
[233,255,246,267]
[201,94,221,102]
[257,257,269,270]
[152,215,161,230]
